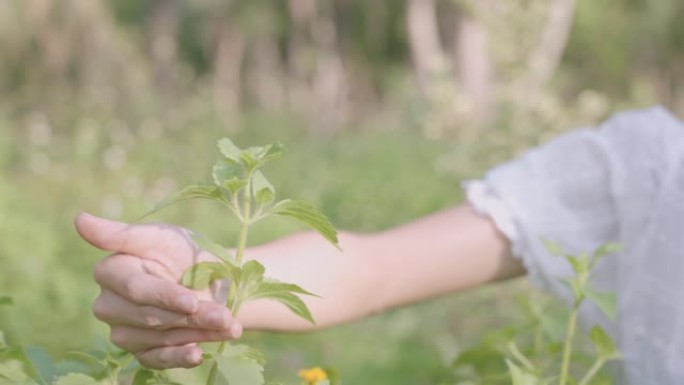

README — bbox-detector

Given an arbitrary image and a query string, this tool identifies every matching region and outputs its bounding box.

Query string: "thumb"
[74,212,152,254]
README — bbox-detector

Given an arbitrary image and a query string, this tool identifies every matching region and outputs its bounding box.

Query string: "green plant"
[450,241,622,385]
[143,138,339,385]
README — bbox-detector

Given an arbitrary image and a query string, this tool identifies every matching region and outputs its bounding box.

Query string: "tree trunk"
[406,0,448,95]
[148,0,179,99]
[311,3,348,135]
[249,36,286,110]
[285,0,316,114]
[454,6,494,126]
[213,20,245,114]
[523,0,577,100]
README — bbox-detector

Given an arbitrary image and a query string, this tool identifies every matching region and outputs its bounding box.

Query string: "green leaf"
[505,360,540,385]
[218,138,242,163]
[213,159,243,187]
[321,367,340,385]
[239,261,266,284]
[541,238,564,256]
[258,143,284,162]
[141,184,228,218]
[565,254,589,275]
[215,345,265,385]
[53,373,100,385]
[560,277,584,302]
[66,351,107,371]
[248,285,315,324]
[25,346,56,385]
[273,200,338,247]
[251,171,275,207]
[591,243,621,269]
[253,280,317,298]
[237,143,286,172]
[240,151,259,171]
[132,368,179,385]
[225,178,248,196]
[453,345,508,377]
[592,243,621,259]
[0,359,33,384]
[237,261,266,296]
[0,297,12,307]
[223,345,266,366]
[182,262,233,290]
[132,369,155,385]
[191,233,236,265]
[585,289,617,321]
[0,347,39,382]
[589,326,621,360]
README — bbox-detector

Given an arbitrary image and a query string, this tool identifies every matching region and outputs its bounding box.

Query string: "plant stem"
[578,358,605,385]
[508,341,534,370]
[206,180,253,385]
[558,303,580,385]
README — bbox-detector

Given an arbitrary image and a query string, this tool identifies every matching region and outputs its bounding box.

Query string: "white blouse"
[465,106,684,384]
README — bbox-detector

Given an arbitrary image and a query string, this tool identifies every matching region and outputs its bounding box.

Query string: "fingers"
[74,212,191,257]
[94,254,198,313]
[136,344,204,369]
[110,325,241,353]
[93,290,235,331]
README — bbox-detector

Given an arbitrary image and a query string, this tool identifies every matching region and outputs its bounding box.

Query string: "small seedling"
[451,240,622,385]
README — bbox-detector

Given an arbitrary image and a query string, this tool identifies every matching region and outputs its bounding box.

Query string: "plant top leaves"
[213,159,242,189]
[217,139,284,172]
[217,138,242,164]
[251,171,275,207]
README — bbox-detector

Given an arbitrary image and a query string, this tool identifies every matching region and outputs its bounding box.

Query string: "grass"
[0,106,535,384]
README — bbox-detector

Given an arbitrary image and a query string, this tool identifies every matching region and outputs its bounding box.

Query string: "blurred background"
[0,0,682,383]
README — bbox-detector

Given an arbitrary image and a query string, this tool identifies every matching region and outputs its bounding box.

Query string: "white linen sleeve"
[464,106,684,305]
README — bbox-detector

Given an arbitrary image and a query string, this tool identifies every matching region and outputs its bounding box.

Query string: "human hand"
[74,213,243,369]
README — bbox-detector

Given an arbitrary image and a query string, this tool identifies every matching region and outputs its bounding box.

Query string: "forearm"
[369,204,525,311]
[238,231,375,331]
[238,204,525,332]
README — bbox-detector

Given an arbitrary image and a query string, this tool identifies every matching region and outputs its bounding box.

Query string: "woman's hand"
[74,213,243,369]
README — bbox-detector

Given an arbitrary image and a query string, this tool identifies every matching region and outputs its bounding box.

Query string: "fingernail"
[230,321,243,338]
[178,295,198,313]
[188,349,203,365]
[206,309,229,328]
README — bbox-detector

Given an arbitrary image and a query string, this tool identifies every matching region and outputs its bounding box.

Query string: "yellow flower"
[298,367,328,385]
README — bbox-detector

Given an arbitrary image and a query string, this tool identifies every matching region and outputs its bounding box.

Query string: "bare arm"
[240,204,525,331]
[75,204,524,368]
